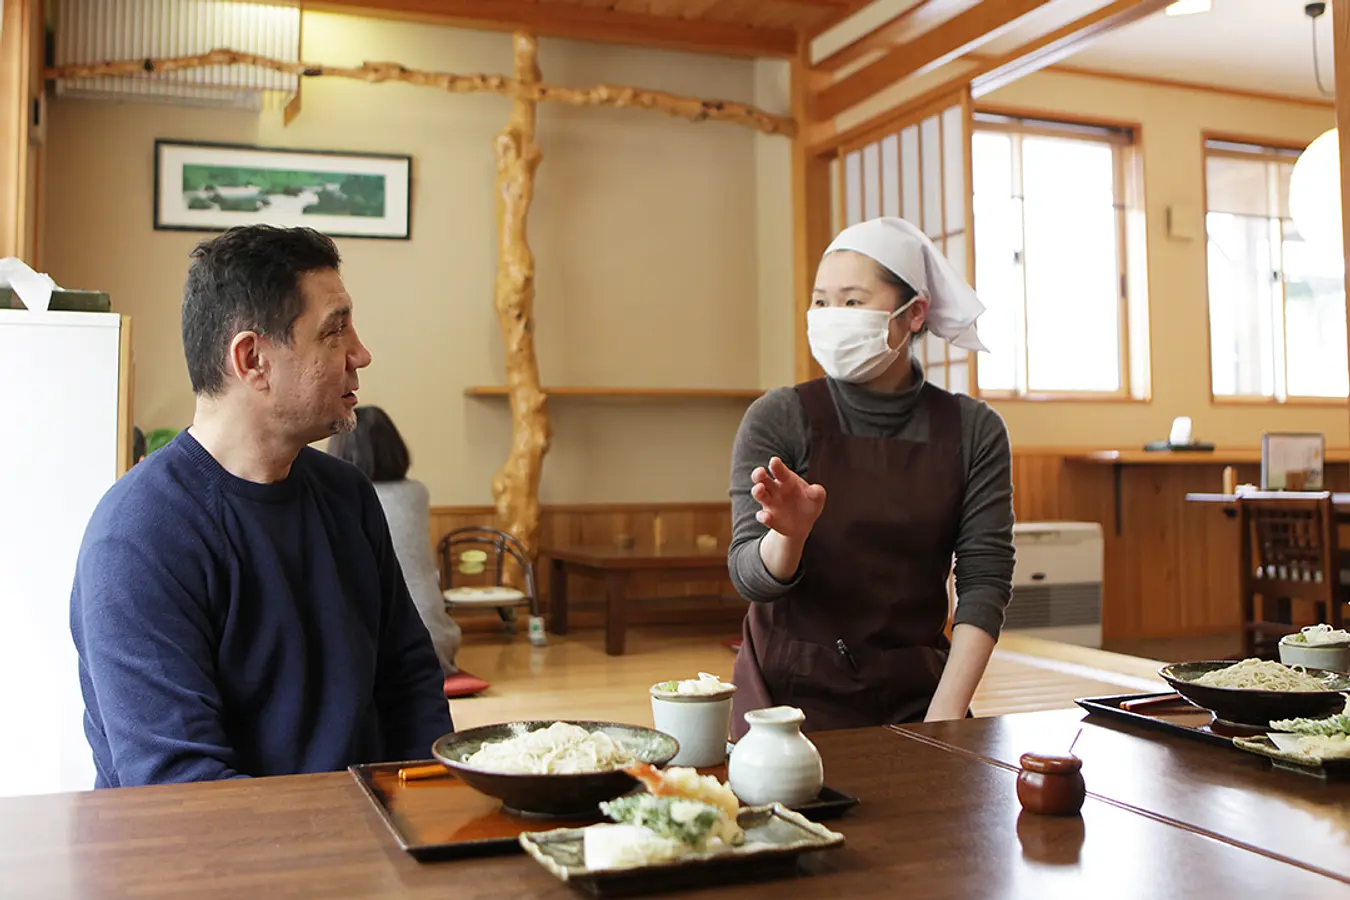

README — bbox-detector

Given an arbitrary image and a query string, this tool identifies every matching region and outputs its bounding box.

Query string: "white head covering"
[823,217,988,352]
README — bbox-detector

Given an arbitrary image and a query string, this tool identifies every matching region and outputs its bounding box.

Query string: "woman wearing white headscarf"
[727,217,1014,739]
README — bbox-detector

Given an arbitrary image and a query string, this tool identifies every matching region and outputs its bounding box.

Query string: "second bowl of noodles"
[1159,659,1350,726]
[431,721,680,817]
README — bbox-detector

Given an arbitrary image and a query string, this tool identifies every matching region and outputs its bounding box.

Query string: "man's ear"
[227,331,269,392]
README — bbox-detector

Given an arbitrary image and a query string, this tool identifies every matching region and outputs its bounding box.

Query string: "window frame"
[1201,131,1347,408]
[970,106,1149,403]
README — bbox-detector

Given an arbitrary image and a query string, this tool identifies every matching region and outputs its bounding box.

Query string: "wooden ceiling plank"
[812,0,1055,120]
[814,0,977,73]
[306,0,798,58]
[970,0,1174,97]
[799,0,881,40]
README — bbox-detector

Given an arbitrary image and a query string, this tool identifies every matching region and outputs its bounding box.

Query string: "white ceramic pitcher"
[727,705,823,807]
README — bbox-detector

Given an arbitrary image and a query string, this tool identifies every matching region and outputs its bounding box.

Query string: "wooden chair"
[436,526,542,643]
[1236,494,1345,658]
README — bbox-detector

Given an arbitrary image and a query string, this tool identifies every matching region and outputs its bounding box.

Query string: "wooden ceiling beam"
[970,0,1173,97]
[807,0,1174,157]
[811,0,1054,121]
[306,0,798,58]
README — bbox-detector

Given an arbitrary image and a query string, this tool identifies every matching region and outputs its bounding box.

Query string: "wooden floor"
[449,625,1170,731]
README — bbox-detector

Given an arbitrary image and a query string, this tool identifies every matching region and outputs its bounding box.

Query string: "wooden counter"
[1013,448,1350,642]
[1077,449,1350,465]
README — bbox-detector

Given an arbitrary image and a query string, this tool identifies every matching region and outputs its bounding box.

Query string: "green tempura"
[1271,712,1350,735]
[599,795,727,848]
[1272,695,1350,734]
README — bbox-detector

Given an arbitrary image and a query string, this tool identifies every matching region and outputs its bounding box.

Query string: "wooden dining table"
[544,543,729,656]
[4,708,1346,898]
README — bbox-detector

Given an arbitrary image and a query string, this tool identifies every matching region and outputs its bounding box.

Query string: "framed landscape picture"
[154,140,411,239]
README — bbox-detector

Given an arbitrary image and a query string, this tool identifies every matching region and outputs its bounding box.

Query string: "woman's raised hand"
[749,457,826,542]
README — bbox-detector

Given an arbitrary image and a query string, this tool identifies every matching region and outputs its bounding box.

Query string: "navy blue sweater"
[70,431,453,788]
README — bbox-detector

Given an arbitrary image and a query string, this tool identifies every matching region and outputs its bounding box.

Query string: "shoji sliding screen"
[833,91,975,394]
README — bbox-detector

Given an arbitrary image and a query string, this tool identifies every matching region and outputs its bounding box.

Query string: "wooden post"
[791,41,833,384]
[489,32,551,557]
[1336,2,1350,448]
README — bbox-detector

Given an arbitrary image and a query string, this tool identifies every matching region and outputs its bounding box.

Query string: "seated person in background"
[328,405,463,678]
[70,225,452,788]
[131,425,145,466]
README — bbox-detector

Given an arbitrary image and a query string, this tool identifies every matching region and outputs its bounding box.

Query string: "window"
[1204,138,1347,401]
[971,113,1149,398]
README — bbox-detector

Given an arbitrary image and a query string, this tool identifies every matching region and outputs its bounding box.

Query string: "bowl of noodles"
[1159,659,1350,726]
[430,721,680,817]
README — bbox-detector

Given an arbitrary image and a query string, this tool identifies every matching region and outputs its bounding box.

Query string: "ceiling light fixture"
[1290,3,1340,258]
[1164,0,1211,15]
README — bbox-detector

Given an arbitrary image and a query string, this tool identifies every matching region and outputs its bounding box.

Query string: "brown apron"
[730,378,965,740]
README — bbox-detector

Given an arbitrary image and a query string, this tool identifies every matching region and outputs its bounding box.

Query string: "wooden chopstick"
[398,763,451,782]
[1119,693,1185,712]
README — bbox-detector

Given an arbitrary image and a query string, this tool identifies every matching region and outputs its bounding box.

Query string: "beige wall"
[42,11,788,506]
[978,69,1344,449]
[41,11,1343,510]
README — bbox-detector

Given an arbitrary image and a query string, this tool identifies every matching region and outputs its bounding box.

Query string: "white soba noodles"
[461,722,640,775]
[1191,658,1329,692]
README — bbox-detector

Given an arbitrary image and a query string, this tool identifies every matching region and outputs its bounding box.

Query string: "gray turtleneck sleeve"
[726,361,1015,640]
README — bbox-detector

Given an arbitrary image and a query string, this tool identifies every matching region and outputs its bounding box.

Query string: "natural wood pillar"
[0,0,41,262]
[44,50,796,136]
[489,32,550,557]
[1337,1,1350,442]
[790,43,832,384]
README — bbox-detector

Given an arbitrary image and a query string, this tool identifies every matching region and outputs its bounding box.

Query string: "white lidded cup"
[649,675,737,768]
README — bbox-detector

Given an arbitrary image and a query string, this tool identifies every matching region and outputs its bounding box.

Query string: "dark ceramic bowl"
[1159,661,1350,727]
[430,721,679,817]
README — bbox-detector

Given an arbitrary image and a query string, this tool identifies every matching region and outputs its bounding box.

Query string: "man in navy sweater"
[70,225,454,788]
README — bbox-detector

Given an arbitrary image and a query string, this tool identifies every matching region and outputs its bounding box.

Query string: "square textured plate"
[350,761,859,862]
[1232,735,1350,781]
[518,804,845,898]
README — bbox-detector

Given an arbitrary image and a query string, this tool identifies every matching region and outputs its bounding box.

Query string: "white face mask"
[807,300,917,383]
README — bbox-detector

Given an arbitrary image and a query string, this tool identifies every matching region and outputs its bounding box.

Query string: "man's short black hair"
[181,225,342,395]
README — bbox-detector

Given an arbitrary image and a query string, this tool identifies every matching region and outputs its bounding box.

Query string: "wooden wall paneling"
[430,452,1340,643]
[1009,453,1067,521]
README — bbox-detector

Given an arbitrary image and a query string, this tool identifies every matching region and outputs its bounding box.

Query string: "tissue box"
[0,287,111,312]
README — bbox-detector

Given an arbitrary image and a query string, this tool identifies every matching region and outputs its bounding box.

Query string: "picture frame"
[154,139,411,240]
[1260,432,1326,491]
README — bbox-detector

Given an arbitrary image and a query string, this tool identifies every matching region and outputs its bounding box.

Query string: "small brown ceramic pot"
[1016,752,1086,816]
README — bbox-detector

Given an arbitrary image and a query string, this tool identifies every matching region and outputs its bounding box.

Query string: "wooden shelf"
[464,386,764,400]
